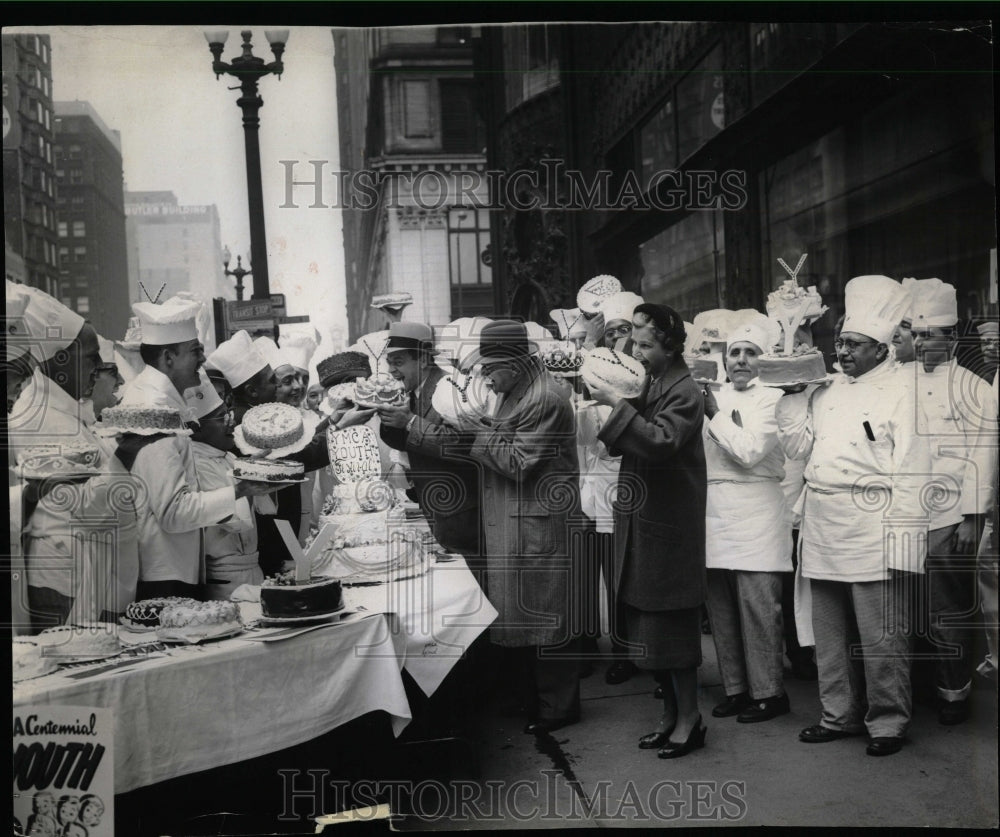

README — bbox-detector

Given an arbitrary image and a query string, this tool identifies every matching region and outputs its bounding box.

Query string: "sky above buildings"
[10,24,348,350]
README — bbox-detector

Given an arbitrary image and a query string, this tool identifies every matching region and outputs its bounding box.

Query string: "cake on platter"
[240,403,303,449]
[260,572,344,619]
[18,441,102,478]
[581,348,646,400]
[352,374,406,408]
[36,623,122,660]
[155,600,242,642]
[121,597,240,633]
[233,458,305,483]
[97,405,191,436]
[759,254,830,386]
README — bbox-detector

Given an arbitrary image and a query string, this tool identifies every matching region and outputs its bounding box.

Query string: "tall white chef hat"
[900,277,919,321]
[280,332,318,372]
[692,309,733,344]
[728,311,780,354]
[549,308,587,340]
[132,298,201,346]
[909,278,958,328]
[183,368,225,420]
[19,283,86,362]
[599,291,645,326]
[577,275,622,315]
[208,330,270,388]
[253,336,290,372]
[842,275,907,344]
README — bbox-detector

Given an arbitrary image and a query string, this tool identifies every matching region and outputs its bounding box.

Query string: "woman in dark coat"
[590,303,708,758]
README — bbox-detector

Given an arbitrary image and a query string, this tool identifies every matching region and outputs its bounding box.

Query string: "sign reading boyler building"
[124,203,210,216]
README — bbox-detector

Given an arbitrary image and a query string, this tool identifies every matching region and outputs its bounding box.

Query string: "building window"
[676,44,725,163]
[640,95,678,181]
[503,24,560,112]
[76,296,89,314]
[68,145,82,160]
[402,80,433,138]
[57,221,68,237]
[72,220,85,237]
[40,41,48,64]
[448,207,492,286]
[639,207,726,322]
[59,246,69,261]
[73,246,86,263]
[69,168,83,185]
[439,79,484,154]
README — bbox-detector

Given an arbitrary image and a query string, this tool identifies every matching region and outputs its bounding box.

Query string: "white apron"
[706,480,792,572]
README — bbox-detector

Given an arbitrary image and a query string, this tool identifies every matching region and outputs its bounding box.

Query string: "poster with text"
[13,705,113,837]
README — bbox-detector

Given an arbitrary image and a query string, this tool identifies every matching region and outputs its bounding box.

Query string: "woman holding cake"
[588,303,708,759]
[700,311,793,724]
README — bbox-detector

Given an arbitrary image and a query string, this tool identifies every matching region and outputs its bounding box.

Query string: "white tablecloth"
[13,558,497,795]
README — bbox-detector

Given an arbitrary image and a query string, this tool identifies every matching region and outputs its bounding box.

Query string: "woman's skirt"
[624,604,702,670]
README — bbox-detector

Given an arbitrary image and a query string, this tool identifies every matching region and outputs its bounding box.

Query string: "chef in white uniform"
[702,311,792,724]
[776,274,930,757]
[117,299,268,600]
[906,280,997,724]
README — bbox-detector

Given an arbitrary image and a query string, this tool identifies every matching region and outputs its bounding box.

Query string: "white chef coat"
[576,402,620,534]
[8,369,140,616]
[776,358,931,580]
[116,366,236,584]
[900,359,997,530]
[704,381,791,571]
[192,441,263,598]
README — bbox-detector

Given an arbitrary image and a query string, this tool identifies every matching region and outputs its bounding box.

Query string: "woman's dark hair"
[632,303,687,355]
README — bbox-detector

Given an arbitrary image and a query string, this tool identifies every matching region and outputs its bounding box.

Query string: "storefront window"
[640,96,677,183]
[503,25,560,112]
[639,208,725,321]
[676,44,725,163]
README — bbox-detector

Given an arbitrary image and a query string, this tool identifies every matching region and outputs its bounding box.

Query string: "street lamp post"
[222,245,252,301]
[204,29,288,301]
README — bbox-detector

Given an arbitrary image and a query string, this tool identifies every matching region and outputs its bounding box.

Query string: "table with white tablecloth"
[13,556,497,795]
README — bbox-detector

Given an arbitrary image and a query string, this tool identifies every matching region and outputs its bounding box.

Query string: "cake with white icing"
[240,403,304,449]
[581,348,646,399]
[352,374,406,408]
[759,255,829,385]
[37,624,122,659]
[100,406,187,432]
[233,458,305,482]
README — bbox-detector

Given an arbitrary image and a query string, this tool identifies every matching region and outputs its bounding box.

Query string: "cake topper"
[772,254,812,355]
[138,281,167,305]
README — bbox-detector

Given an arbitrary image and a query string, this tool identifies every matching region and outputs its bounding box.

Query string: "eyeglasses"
[834,338,877,352]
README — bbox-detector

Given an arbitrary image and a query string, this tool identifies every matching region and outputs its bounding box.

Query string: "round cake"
[123,597,200,628]
[541,343,585,377]
[317,351,371,389]
[241,403,304,449]
[352,374,406,408]
[37,624,121,659]
[758,346,828,385]
[581,348,646,399]
[233,458,305,482]
[19,441,101,478]
[158,599,241,628]
[260,573,344,618]
[100,406,186,432]
[371,292,413,310]
[577,275,623,315]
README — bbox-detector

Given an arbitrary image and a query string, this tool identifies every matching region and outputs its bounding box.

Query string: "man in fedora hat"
[376,322,483,560]
[469,320,584,734]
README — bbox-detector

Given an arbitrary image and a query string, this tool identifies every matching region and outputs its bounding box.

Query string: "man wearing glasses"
[776,275,930,757]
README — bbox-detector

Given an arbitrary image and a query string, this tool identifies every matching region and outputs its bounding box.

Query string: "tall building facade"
[124,190,229,339]
[2,34,59,296]
[332,26,492,341]
[476,22,995,362]
[53,100,130,338]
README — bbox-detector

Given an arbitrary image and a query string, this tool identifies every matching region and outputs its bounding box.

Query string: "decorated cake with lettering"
[758,254,830,386]
[232,458,305,483]
[581,348,646,400]
[260,572,344,618]
[240,403,303,449]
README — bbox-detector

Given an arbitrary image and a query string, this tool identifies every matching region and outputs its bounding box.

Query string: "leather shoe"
[737,693,790,724]
[638,726,675,749]
[605,660,636,685]
[866,736,904,757]
[712,692,751,718]
[524,715,579,735]
[938,700,969,726]
[657,717,707,759]
[799,724,860,743]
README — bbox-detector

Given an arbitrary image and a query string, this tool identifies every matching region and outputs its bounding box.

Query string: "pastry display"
[580,348,646,400]
[240,403,304,450]
[233,458,305,483]
[260,573,344,618]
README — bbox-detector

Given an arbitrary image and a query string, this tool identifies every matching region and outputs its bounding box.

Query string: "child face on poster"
[62,823,88,837]
[32,791,55,817]
[56,796,79,826]
[79,794,104,828]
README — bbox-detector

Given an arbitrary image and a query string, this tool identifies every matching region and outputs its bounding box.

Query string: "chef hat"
[432,318,491,372]
[549,308,587,340]
[132,298,200,346]
[577,275,623,315]
[19,284,86,362]
[5,284,32,362]
[977,322,999,338]
[909,278,957,328]
[253,336,290,372]
[692,309,733,344]
[728,311,780,353]
[207,330,270,388]
[165,292,213,350]
[281,332,318,372]
[183,369,225,420]
[599,291,645,326]
[842,275,907,344]
[900,278,918,321]
[97,335,116,364]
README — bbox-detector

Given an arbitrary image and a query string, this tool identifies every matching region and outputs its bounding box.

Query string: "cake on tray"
[757,345,828,385]
[98,406,189,434]
[241,403,304,449]
[352,374,406,408]
[260,573,344,618]
[233,458,305,482]
[36,624,122,659]
[759,255,829,386]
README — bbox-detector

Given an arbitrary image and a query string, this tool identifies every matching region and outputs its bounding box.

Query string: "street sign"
[278,315,310,324]
[228,299,274,321]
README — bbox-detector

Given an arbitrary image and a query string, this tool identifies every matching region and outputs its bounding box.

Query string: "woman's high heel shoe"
[638,725,675,749]
[657,717,707,759]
